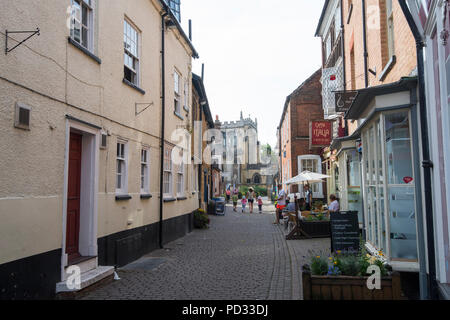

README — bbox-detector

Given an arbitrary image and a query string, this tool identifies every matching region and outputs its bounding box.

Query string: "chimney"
[188,19,192,41]
[216,115,219,121]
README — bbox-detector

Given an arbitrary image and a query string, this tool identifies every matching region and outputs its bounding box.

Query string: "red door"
[66,132,82,263]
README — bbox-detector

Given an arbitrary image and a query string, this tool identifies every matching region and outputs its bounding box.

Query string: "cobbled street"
[77,201,329,300]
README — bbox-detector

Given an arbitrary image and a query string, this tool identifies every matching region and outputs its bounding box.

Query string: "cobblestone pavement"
[78,202,329,300]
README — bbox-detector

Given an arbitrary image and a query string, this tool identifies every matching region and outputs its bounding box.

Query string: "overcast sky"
[182,0,325,148]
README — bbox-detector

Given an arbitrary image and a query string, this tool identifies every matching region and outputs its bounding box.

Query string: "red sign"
[310,121,332,147]
[403,177,414,184]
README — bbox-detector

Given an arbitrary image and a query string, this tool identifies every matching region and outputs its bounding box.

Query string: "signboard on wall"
[334,90,358,113]
[310,121,332,147]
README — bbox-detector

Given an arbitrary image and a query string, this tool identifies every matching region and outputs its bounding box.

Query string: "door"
[66,132,82,263]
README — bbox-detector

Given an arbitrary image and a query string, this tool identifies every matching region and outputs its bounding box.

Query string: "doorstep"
[56,266,114,293]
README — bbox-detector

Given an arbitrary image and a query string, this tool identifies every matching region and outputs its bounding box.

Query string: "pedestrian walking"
[226,188,231,203]
[241,196,247,213]
[247,187,255,213]
[257,196,263,213]
[232,192,238,212]
[274,189,287,224]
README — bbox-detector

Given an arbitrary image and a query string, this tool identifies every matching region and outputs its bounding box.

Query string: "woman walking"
[247,187,255,213]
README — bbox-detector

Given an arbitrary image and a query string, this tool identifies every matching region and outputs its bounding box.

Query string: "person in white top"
[274,189,287,224]
[328,194,340,213]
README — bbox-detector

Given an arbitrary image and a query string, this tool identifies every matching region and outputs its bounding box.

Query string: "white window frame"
[174,71,181,114]
[124,19,140,86]
[70,0,94,51]
[386,0,395,58]
[116,140,128,195]
[177,162,185,197]
[298,155,324,198]
[140,148,150,194]
[183,80,189,112]
[163,146,173,198]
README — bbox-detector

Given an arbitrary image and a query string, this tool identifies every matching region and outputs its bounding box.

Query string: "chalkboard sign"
[330,211,360,252]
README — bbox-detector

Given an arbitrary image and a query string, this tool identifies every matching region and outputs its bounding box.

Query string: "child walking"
[232,192,238,212]
[257,196,263,213]
[241,196,247,213]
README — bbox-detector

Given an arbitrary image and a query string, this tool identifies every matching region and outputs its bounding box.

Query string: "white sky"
[182,0,325,148]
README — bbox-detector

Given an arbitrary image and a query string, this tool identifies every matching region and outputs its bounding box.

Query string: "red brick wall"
[283,70,324,193]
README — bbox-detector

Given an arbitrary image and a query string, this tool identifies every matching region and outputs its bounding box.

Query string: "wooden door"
[66,132,82,262]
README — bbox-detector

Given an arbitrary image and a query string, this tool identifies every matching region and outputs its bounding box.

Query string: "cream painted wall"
[0,0,199,265]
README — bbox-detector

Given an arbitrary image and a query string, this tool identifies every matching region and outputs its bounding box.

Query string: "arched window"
[253,174,261,184]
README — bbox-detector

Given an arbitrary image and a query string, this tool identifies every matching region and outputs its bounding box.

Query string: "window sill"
[183,105,190,113]
[116,194,132,201]
[163,197,176,203]
[174,111,184,120]
[177,196,187,201]
[140,194,153,200]
[68,37,101,64]
[379,55,397,81]
[122,78,146,95]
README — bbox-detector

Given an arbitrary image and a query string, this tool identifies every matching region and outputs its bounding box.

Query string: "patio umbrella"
[286,171,330,212]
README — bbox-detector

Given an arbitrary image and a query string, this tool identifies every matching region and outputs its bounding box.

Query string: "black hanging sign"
[334,90,358,113]
[330,211,360,252]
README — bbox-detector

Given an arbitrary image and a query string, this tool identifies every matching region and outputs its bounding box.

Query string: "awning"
[344,77,417,120]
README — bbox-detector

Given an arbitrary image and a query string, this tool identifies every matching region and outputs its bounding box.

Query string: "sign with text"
[330,211,360,252]
[335,90,358,113]
[310,121,332,147]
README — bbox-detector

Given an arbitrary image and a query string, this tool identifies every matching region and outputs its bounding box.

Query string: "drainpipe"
[399,1,438,300]
[159,10,168,249]
[340,0,346,91]
[362,0,369,88]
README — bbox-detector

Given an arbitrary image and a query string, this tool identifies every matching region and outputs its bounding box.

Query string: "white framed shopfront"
[359,108,421,272]
[298,154,324,199]
[344,78,427,273]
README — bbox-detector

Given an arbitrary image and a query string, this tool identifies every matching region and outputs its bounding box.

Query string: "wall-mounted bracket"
[5,28,40,55]
[135,102,154,116]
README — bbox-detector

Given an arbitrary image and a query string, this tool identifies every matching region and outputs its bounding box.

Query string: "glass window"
[141,149,149,194]
[116,142,127,194]
[163,146,173,196]
[124,20,139,85]
[70,0,93,50]
[385,112,413,185]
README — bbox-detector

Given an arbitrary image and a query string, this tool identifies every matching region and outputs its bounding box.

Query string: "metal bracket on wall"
[135,102,154,116]
[5,28,40,55]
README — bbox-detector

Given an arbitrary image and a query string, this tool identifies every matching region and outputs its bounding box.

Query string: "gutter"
[362,0,369,88]
[159,10,168,249]
[399,0,438,300]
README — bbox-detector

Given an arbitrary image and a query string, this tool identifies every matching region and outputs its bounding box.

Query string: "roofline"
[278,69,322,130]
[315,0,331,37]
[192,73,214,127]
[159,0,199,59]
[344,77,418,119]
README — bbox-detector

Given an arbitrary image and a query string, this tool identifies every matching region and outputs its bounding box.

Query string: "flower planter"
[302,265,403,300]
[286,220,330,240]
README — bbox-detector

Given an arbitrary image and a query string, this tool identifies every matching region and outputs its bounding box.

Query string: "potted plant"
[193,209,210,229]
[302,247,403,300]
[286,213,331,240]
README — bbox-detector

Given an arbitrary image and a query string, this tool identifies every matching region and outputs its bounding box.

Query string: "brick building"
[278,69,324,198]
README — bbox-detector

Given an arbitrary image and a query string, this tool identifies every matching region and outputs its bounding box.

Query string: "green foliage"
[310,256,329,276]
[337,254,360,276]
[193,209,210,229]
[308,246,391,277]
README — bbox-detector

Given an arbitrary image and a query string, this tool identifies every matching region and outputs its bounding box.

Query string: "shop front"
[331,138,363,229]
[345,77,425,273]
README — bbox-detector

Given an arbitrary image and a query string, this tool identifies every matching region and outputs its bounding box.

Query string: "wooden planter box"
[286,220,330,240]
[302,266,403,300]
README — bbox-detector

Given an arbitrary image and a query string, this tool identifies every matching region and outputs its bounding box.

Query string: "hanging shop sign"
[335,90,358,113]
[310,121,332,147]
[330,211,360,252]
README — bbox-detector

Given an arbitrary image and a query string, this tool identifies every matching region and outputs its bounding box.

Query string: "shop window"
[385,112,417,260]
